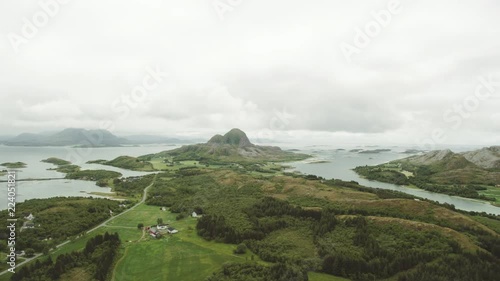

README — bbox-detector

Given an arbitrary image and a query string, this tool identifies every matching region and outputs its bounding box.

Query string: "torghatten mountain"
[152,128,309,163]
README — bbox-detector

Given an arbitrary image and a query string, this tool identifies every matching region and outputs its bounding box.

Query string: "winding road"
[86,175,156,233]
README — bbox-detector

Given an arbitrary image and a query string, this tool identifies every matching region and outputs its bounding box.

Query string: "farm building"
[157,224,169,230]
[167,227,178,234]
[24,213,35,221]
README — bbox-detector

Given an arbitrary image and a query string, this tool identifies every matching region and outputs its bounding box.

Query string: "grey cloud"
[0,0,499,145]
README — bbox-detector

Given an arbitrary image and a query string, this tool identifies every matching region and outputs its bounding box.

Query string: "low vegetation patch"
[1,162,26,168]
[0,197,123,254]
[355,161,499,202]
[112,174,155,198]
[10,232,120,281]
[65,170,122,186]
[41,157,71,166]
[88,156,155,171]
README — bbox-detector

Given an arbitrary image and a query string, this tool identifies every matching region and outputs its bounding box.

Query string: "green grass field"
[472,215,500,234]
[479,186,500,206]
[0,253,25,272]
[309,272,351,281]
[110,204,262,281]
[149,159,200,171]
[113,236,245,281]
[0,204,263,281]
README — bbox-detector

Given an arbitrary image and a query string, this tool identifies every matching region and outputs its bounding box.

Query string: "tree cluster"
[11,232,120,281]
[0,197,122,252]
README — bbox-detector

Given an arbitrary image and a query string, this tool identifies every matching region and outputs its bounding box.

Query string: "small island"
[88,129,310,172]
[42,157,80,173]
[1,162,27,168]
[65,170,122,185]
[307,160,331,164]
[42,157,72,166]
[358,149,392,154]
[401,149,425,154]
[42,157,122,186]
[87,156,155,171]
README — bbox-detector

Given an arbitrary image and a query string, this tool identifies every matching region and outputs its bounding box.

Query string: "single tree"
[42,246,50,255]
[25,248,35,257]
[234,243,247,254]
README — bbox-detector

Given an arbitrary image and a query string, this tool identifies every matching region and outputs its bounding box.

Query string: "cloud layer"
[1,0,499,146]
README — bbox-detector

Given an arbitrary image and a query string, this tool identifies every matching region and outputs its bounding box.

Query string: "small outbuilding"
[167,227,178,234]
[157,224,169,230]
[25,213,35,221]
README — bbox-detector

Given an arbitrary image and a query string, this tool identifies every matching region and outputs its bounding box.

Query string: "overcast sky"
[0,0,499,146]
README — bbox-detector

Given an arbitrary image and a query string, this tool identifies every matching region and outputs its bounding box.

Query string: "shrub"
[234,243,247,254]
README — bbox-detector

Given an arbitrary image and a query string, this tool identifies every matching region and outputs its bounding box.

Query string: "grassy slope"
[59,268,93,281]
[333,199,498,236]
[400,153,500,185]
[309,272,351,281]
[472,216,500,234]
[153,143,310,164]
[354,152,500,203]
[362,216,480,252]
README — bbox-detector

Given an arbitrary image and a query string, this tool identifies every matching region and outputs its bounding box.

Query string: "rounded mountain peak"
[207,129,253,147]
[207,134,225,144]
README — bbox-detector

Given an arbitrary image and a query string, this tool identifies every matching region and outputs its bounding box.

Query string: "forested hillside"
[144,168,500,281]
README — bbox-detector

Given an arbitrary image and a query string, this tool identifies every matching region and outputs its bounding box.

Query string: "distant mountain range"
[392,146,500,185]
[401,146,500,170]
[150,128,310,163]
[353,146,500,203]
[1,128,195,147]
[123,135,197,145]
[462,146,500,169]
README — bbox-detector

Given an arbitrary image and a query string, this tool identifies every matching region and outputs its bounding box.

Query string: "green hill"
[396,149,500,185]
[0,162,27,168]
[354,148,500,202]
[462,146,500,169]
[88,156,155,171]
[149,128,309,164]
